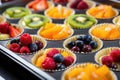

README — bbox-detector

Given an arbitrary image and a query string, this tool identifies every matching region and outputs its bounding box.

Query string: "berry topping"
[77,0,89,9]
[20,46,30,54]
[76,35,84,41]
[71,46,80,53]
[9,43,20,53]
[89,41,98,49]
[75,40,84,49]
[46,48,60,58]
[10,38,20,44]
[82,45,92,52]
[29,43,38,52]
[63,56,74,67]
[20,33,32,46]
[53,53,64,63]
[42,57,56,70]
[0,22,10,34]
[110,49,120,62]
[101,56,113,67]
[66,41,75,49]
[35,41,43,50]
[57,64,66,69]
[110,63,118,69]
[84,34,92,44]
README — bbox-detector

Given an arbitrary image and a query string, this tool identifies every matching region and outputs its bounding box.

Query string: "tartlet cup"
[89,23,120,40]
[64,15,98,29]
[6,35,47,55]
[95,47,120,71]
[63,35,103,54]
[67,0,96,14]
[37,24,74,40]
[113,15,120,26]
[26,1,54,14]
[44,6,75,23]
[32,48,76,72]
[0,24,24,41]
[86,8,119,20]
[61,63,118,80]
[3,7,32,23]
[0,15,6,24]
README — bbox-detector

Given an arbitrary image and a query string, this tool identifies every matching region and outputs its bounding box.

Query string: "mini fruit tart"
[63,34,103,54]
[89,23,120,40]
[0,22,24,40]
[19,14,51,29]
[32,48,76,72]
[86,5,118,19]
[95,47,120,71]
[0,15,6,24]
[6,33,47,55]
[26,0,54,12]
[37,23,74,40]
[45,5,75,19]
[62,63,118,80]
[65,14,97,29]
[67,0,96,10]
[3,7,31,19]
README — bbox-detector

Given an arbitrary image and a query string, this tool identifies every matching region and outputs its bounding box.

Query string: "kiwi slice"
[28,21,43,28]
[5,7,31,18]
[23,14,50,28]
[67,14,96,29]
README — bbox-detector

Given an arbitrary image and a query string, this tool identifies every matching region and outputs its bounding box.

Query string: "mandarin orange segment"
[88,5,116,19]
[47,5,72,19]
[36,55,45,68]
[61,51,69,57]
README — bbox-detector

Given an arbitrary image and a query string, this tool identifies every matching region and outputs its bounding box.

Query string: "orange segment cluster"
[46,5,73,19]
[88,5,117,19]
[39,23,72,40]
[66,64,113,80]
[91,24,120,40]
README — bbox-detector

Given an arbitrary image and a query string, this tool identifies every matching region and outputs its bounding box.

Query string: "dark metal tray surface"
[0,0,120,80]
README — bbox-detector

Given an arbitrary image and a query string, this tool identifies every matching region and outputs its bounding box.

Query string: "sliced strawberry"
[0,22,10,34]
[9,26,21,38]
[28,0,40,8]
[77,1,89,9]
[32,0,48,11]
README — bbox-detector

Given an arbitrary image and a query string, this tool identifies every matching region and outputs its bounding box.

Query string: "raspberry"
[46,48,60,58]
[20,33,32,46]
[20,46,30,54]
[63,56,74,67]
[101,55,113,67]
[110,49,120,62]
[42,57,56,70]
[9,43,20,53]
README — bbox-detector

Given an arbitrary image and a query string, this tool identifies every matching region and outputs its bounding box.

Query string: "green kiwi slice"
[23,14,50,28]
[67,14,97,29]
[5,7,31,18]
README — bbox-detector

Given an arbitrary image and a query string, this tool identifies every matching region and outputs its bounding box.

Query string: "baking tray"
[0,0,120,80]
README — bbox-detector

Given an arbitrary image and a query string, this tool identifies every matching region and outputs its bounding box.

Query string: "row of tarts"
[0,0,120,80]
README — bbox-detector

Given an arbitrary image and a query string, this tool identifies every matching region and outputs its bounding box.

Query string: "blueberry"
[35,41,43,50]
[76,36,84,41]
[84,35,92,44]
[10,38,20,44]
[29,43,38,52]
[110,63,118,69]
[71,46,80,53]
[66,41,75,49]
[53,54,64,63]
[82,45,92,52]
[75,40,84,49]
[57,64,65,69]
[89,41,98,49]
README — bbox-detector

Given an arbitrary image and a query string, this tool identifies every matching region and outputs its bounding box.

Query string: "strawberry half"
[0,22,10,34]
[9,26,21,38]
[32,0,48,11]
[77,1,89,9]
